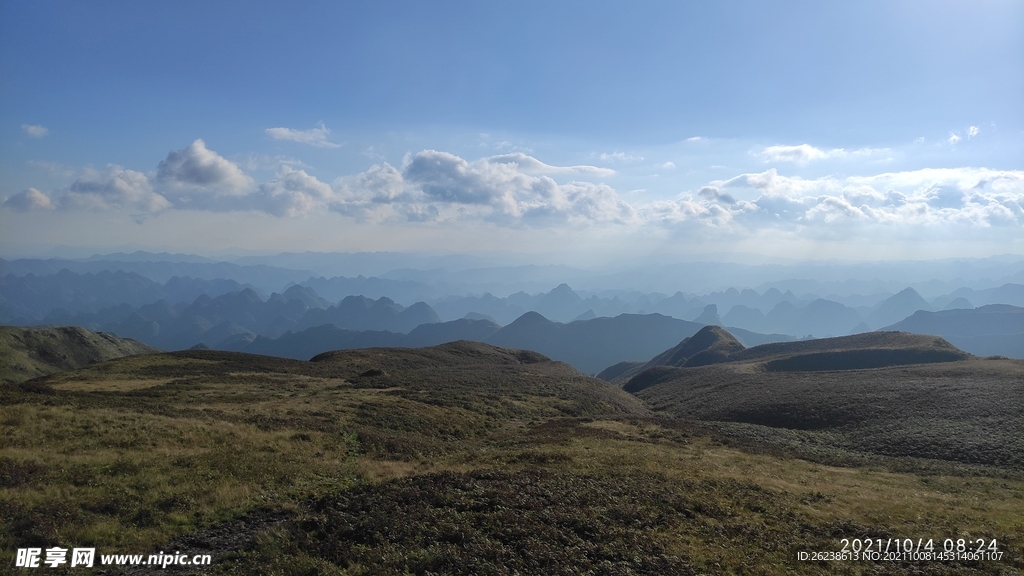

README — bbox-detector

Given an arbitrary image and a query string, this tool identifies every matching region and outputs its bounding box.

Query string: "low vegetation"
[2,340,1022,574]
[0,326,158,385]
[634,357,1023,472]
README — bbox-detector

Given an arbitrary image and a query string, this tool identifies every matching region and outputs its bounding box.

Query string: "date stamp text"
[798,538,1003,563]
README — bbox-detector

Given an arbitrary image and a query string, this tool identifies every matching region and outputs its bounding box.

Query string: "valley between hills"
[2,324,1022,575]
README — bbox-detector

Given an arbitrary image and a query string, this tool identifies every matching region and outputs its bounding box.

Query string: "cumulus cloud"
[8,141,1021,236]
[673,167,1024,230]
[265,123,341,148]
[948,132,961,145]
[968,126,980,139]
[5,166,172,221]
[402,150,632,223]
[686,136,705,142]
[4,188,54,211]
[622,167,1023,240]
[63,166,171,215]
[4,139,250,219]
[661,162,676,169]
[253,166,335,217]
[156,139,254,200]
[22,124,49,138]
[328,150,632,225]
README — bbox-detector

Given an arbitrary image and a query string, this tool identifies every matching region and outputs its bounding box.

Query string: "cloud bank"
[331,150,631,225]
[664,168,1024,233]
[6,142,1022,239]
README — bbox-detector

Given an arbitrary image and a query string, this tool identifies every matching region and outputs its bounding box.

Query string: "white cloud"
[630,167,1023,241]
[9,142,1021,238]
[5,140,250,219]
[760,144,843,164]
[21,124,48,138]
[760,144,891,165]
[968,126,980,139]
[3,188,54,211]
[914,137,925,144]
[487,153,614,177]
[688,167,1024,230]
[948,132,961,145]
[253,167,334,217]
[63,165,172,217]
[156,139,254,200]
[241,154,311,173]
[9,166,174,221]
[686,136,705,142]
[599,151,643,162]
[331,150,633,225]
[661,162,676,169]
[265,123,341,148]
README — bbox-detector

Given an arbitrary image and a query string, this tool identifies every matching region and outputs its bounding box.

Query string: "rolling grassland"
[2,341,1022,574]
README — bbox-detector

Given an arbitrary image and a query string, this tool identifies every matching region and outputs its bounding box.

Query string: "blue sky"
[1,0,1022,262]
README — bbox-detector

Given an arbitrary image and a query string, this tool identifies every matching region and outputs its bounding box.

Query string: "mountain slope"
[533,283,587,322]
[0,325,158,384]
[611,325,745,385]
[867,287,931,329]
[623,330,971,393]
[633,356,1023,469]
[882,304,1024,358]
[485,312,707,375]
[406,318,502,347]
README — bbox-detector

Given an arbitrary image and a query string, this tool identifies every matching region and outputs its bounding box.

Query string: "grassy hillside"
[635,357,1023,470]
[611,326,745,384]
[621,330,969,392]
[723,331,970,365]
[0,325,158,384]
[2,340,1022,574]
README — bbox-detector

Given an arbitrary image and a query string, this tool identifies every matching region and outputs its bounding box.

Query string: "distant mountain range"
[66,288,445,352]
[0,269,258,322]
[883,305,1024,358]
[221,310,794,375]
[0,257,313,293]
[4,253,1024,363]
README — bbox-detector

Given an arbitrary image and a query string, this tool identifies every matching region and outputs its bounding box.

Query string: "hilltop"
[620,329,969,392]
[603,325,744,384]
[0,325,157,384]
[617,328,1018,472]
